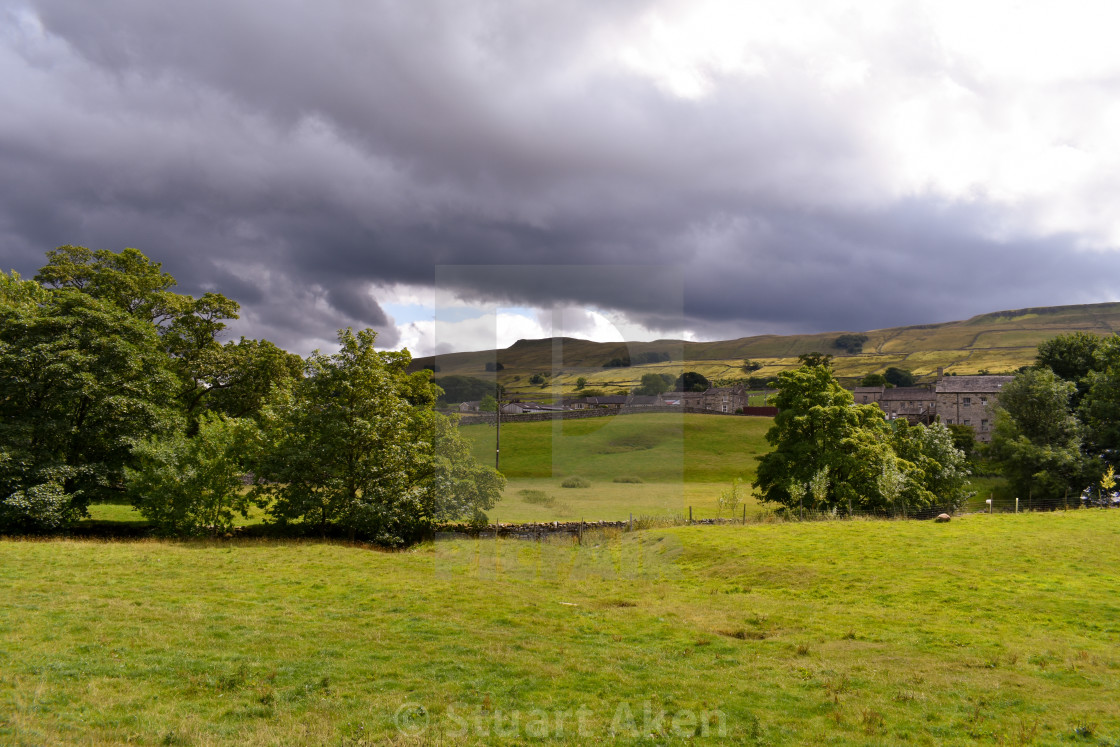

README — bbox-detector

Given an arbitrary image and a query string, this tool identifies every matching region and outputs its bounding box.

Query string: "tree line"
[0,247,503,543]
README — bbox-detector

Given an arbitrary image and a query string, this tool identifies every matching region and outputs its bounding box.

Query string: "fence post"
[742,505,746,525]
[688,506,693,525]
[629,513,633,532]
[1015,497,1018,514]
[578,518,583,545]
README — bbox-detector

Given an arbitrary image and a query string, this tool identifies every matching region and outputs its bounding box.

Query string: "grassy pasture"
[460,412,771,484]
[3,512,1119,744]
[459,412,770,521]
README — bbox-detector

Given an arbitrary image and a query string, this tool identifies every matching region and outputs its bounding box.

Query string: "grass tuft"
[517,488,556,507]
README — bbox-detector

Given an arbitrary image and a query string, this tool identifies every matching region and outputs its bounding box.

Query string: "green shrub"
[517,489,556,507]
[612,476,644,484]
[560,476,591,489]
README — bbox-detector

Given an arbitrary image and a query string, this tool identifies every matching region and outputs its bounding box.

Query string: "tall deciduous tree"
[754,365,892,513]
[1036,331,1104,405]
[254,328,503,544]
[1077,335,1120,458]
[755,364,969,515]
[990,368,1087,503]
[0,286,180,527]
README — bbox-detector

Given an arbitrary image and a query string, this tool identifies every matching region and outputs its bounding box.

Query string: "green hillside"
[414,302,1120,397]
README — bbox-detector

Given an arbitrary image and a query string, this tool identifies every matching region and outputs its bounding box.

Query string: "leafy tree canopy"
[675,371,710,392]
[0,287,181,526]
[834,334,868,354]
[990,368,1087,503]
[754,364,969,515]
[254,329,504,544]
[742,359,762,373]
[883,367,916,387]
[127,413,258,537]
[635,372,674,396]
[859,373,890,387]
[797,352,833,368]
[1036,332,1104,390]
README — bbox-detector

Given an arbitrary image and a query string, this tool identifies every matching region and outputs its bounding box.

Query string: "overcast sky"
[4,0,1120,356]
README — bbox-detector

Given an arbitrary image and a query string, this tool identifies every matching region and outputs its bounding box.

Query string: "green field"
[458,412,771,521]
[414,301,1120,397]
[3,512,1119,744]
[461,412,769,483]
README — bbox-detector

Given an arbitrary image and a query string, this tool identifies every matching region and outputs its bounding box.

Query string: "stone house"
[853,386,885,405]
[934,375,1014,442]
[855,375,1013,442]
[500,400,569,415]
[664,386,747,413]
[879,387,937,425]
[699,385,748,413]
[582,395,628,410]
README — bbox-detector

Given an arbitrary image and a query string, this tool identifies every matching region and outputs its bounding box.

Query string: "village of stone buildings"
[458,371,1013,444]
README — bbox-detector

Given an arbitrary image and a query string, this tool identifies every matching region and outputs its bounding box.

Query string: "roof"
[853,386,885,395]
[628,395,661,405]
[936,375,1015,394]
[880,387,935,401]
[587,396,628,405]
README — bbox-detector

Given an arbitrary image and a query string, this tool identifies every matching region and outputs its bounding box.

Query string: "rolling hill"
[412,302,1120,396]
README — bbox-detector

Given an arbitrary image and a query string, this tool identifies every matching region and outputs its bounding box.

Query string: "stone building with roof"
[855,374,1014,442]
[880,387,938,425]
[934,375,1014,442]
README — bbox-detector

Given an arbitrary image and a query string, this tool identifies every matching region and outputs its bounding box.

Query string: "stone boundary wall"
[457,406,777,425]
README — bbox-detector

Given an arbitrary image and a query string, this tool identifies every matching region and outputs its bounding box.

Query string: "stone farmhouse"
[854,374,1014,442]
[657,386,748,413]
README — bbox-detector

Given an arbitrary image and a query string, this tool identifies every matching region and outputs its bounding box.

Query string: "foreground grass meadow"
[3,511,1120,745]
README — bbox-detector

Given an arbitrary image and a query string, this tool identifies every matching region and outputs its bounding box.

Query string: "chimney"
[936,366,944,380]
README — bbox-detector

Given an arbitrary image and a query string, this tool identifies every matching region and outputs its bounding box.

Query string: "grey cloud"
[1,1,1117,354]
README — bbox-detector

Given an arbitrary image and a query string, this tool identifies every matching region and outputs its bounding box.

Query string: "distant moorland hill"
[412,302,1120,397]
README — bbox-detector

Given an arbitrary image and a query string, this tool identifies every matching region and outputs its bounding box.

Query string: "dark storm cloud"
[1,1,1117,353]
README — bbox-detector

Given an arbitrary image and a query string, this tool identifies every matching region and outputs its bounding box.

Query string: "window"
[964,419,971,426]
[946,419,953,424]
[981,419,988,429]
[963,397,972,406]
[980,397,988,405]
